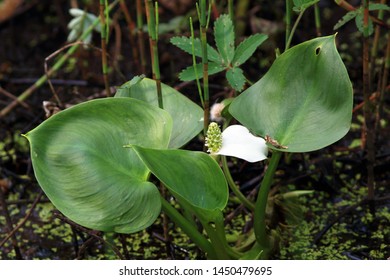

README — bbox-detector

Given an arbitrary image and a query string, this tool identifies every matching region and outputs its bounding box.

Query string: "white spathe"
[216,125,268,163]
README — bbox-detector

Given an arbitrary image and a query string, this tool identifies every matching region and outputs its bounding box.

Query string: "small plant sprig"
[171,14,268,92]
[67,8,102,44]
[333,2,390,35]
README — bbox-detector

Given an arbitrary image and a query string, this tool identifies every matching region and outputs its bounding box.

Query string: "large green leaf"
[229,35,353,152]
[131,146,228,212]
[24,98,172,233]
[115,77,203,149]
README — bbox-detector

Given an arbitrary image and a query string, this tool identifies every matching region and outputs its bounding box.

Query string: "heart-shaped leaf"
[229,35,353,152]
[131,146,228,212]
[116,77,203,148]
[24,98,172,233]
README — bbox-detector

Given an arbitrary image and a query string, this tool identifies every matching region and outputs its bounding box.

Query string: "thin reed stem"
[119,0,139,70]
[314,3,321,36]
[285,0,293,48]
[285,8,305,51]
[136,0,147,73]
[144,0,163,109]
[190,17,204,108]
[198,0,210,137]
[99,0,110,96]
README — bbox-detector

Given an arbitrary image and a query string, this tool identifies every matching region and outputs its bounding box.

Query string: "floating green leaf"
[116,77,203,149]
[131,146,228,211]
[24,98,172,233]
[229,35,353,153]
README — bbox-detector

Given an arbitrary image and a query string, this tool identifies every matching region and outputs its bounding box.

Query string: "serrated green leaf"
[355,11,374,36]
[232,34,268,66]
[179,62,225,81]
[369,3,390,11]
[226,67,246,92]
[214,14,235,65]
[170,36,221,63]
[293,0,319,11]
[333,10,358,30]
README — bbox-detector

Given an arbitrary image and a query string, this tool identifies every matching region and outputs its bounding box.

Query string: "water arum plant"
[23,7,353,259]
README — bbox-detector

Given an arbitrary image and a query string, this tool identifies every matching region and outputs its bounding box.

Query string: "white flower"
[205,123,268,163]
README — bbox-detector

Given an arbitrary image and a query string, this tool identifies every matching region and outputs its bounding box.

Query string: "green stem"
[253,150,282,255]
[285,0,293,48]
[172,194,240,259]
[314,3,321,36]
[119,0,139,70]
[136,0,147,73]
[228,0,234,22]
[199,0,210,137]
[190,17,204,108]
[376,33,389,133]
[371,0,385,59]
[145,0,163,109]
[99,0,110,96]
[221,156,255,211]
[160,198,216,258]
[200,212,242,259]
[285,8,305,51]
